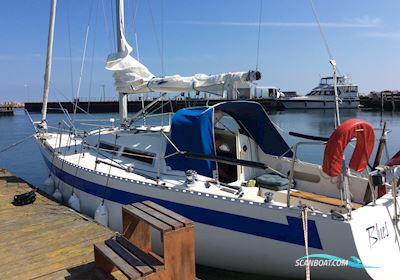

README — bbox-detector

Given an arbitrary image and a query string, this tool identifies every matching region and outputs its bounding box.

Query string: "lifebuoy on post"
[322,119,375,177]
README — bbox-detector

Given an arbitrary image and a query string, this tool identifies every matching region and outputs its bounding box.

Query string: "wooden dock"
[360,92,400,111]
[0,168,114,280]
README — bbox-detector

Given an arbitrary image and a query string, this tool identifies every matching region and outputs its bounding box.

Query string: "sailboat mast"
[40,0,57,129]
[116,0,128,127]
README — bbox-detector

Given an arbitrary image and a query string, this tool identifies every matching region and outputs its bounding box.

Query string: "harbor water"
[1,108,400,279]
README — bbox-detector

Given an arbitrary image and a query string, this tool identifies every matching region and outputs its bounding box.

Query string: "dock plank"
[0,169,114,280]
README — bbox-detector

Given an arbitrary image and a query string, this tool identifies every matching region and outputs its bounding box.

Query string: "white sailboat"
[33,1,400,279]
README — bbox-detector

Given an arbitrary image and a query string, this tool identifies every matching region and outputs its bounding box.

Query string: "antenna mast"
[309,0,341,127]
[330,59,341,128]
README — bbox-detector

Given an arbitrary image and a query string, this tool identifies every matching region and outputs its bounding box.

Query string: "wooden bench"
[290,190,363,210]
[94,201,195,280]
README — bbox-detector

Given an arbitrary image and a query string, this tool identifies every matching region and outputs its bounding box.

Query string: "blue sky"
[0,0,399,102]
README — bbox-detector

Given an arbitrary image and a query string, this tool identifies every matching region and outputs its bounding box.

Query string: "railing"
[286,141,327,208]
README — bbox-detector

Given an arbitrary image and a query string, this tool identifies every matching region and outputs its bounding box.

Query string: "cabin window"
[215,114,241,132]
[98,141,119,155]
[122,147,155,164]
[268,88,275,97]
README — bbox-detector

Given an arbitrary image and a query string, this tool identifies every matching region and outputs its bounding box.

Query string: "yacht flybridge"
[281,76,360,109]
[33,0,400,279]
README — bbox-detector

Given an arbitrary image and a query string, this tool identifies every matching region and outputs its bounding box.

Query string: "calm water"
[1,108,400,279]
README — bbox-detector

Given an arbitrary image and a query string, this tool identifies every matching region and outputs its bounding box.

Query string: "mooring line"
[0,134,34,155]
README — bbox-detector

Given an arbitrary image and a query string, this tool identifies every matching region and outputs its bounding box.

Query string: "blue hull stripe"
[43,153,323,249]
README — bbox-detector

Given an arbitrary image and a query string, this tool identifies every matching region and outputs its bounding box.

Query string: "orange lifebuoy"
[322,119,375,177]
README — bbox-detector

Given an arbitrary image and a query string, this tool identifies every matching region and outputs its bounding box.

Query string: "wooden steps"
[94,201,195,280]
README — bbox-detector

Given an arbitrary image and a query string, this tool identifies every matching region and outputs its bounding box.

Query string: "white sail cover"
[140,71,261,95]
[106,7,261,95]
[105,3,154,93]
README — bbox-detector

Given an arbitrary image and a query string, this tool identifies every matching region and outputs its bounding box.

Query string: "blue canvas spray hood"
[165,101,291,177]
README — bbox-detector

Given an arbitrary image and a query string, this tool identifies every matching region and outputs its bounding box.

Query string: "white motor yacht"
[281,76,359,109]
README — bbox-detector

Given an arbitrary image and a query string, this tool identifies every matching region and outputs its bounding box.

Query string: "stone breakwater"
[0,102,24,108]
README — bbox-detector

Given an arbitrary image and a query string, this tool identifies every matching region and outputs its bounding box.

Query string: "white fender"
[94,200,109,227]
[44,175,55,195]
[52,188,62,202]
[68,192,81,212]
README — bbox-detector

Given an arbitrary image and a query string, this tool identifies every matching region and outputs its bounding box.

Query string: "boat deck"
[0,168,114,280]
